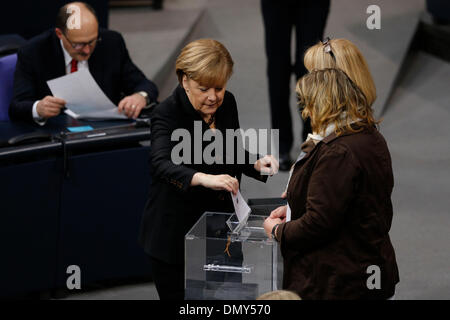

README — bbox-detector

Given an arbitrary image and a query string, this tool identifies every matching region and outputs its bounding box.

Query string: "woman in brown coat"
[264,68,399,299]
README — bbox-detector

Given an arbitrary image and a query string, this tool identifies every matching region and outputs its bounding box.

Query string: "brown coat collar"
[298,123,373,163]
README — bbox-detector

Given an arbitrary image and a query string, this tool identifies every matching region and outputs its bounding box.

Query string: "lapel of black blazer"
[86,29,108,89]
[50,31,66,79]
[175,85,208,127]
[87,41,103,87]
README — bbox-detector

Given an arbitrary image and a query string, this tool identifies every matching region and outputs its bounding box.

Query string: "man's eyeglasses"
[63,33,101,51]
[321,37,336,62]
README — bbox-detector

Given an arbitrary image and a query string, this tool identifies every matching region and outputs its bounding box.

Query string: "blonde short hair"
[175,39,234,87]
[304,38,376,106]
[296,68,379,136]
[257,290,302,300]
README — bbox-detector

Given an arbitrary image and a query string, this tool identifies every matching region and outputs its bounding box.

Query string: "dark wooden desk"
[0,115,151,297]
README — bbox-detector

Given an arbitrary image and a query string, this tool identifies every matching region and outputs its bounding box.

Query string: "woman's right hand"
[191,173,239,195]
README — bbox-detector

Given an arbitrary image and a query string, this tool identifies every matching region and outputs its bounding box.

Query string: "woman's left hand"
[254,155,279,176]
[263,216,283,240]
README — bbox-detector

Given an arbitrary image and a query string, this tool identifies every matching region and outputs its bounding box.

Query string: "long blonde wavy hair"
[296,68,379,136]
[303,38,377,107]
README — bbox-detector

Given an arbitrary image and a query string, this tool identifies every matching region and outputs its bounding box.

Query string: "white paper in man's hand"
[231,190,251,224]
[47,68,127,120]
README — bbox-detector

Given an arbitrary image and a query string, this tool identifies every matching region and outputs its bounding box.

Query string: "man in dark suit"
[261,0,330,170]
[9,1,158,124]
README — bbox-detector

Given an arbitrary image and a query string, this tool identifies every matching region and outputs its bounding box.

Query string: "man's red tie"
[70,59,78,73]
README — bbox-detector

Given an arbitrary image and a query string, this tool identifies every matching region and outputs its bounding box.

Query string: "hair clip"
[321,37,336,61]
[322,37,331,52]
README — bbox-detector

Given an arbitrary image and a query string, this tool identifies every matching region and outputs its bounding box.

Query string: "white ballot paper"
[231,190,251,224]
[47,68,127,120]
[286,203,292,222]
[283,151,306,223]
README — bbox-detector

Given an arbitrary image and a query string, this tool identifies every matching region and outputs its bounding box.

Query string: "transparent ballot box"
[185,212,282,300]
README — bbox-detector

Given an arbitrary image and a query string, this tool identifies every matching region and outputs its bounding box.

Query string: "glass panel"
[185,212,283,300]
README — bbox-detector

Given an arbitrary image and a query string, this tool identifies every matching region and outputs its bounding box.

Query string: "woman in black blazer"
[139,39,278,300]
